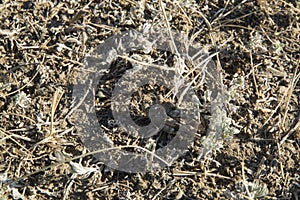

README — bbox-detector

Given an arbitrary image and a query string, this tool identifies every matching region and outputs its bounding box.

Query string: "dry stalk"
[64,80,91,120]
[50,89,64,136]
[241,153,254,200]
[159,0,178,55]
[15,144,171,182]
[249,51,260,98]
[4,64,41,97]
[211,0,248,25]
[281,61,300,131]
[172,169,231,180]
[0,128,31,153]
[280,116,300,146]
[5,112,36,124]
[119,55,175,71]
[172,1,193,27]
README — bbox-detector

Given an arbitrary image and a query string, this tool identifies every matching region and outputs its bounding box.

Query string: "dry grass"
[0,0,299,199]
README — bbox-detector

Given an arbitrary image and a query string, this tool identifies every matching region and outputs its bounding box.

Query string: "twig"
[63,174,76,200]
[212,24,256,32]
[152,185,167,200]
[6,112,36,124]
[276,142,285,180]
[0,128,31,153]
[194,10,212,30]
[159,0,178,55]
[0,132,36,143]
[173,1,193,27]
[241,154,254,200]
[15,144,171,182]
[262,88,288,127]
[50,89,64,136]
[249,51,260,98]
[280,116,300,146]
[277,0,300,13]
[172,170,232,180]
[4,63,42,97]
[119,55,175,71]
[64,81,91,120]
[281,61,299,130]
[211,0,249,25]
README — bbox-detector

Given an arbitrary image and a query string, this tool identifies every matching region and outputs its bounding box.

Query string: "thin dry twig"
[241,153,254,200]
[50,89,64,136]
[249,51,260,98]
[0,132,36,143]
[15,144,171,182]
[172,1,193,27]
[172,169,232,180]
[280,116,300,146]
[0,128,31,153]
[4,63,41,97]
[159,0,178,55]
[64,80,91,120]
[281,62,300,130]
[5,112,36,124]
[277,0,300,13]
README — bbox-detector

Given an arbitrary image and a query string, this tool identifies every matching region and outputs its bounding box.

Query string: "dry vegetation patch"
[0,0,299,199]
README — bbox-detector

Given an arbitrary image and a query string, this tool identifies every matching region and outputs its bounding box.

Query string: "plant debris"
[0,0,299,199]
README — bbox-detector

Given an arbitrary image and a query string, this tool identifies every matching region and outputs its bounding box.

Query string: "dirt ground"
[0,0,299,199]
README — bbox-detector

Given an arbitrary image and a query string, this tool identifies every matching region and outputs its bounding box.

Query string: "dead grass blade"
[4,65,41,97]
[281,60,300,130]
[172,169,231,180]
[280,116,300,146]
[0,128,31,153]
[50,89,64,136]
